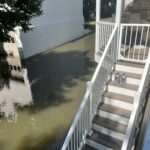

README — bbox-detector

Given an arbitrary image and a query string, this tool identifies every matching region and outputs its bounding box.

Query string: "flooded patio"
[0,33,96,150]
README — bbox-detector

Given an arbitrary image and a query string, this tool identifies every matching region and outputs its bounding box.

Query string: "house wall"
[133,0,150,22]
[21,0,85,58]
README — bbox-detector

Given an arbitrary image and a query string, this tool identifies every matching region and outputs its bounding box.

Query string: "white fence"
[61,24,118,150]
[96,21,115,55]
[118,24,150,63]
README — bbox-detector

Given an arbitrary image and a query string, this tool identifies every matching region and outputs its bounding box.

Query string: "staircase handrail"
[92,24,118,83]
[61,23,119,150]
[121,47,150,150]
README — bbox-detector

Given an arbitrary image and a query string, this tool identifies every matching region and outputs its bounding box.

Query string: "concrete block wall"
[21,0,85,58]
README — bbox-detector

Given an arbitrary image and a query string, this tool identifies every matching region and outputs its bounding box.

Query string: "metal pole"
[87,81,93,136]
[115,0,125,24]
[115,0,125,61]
[95,0,101,59]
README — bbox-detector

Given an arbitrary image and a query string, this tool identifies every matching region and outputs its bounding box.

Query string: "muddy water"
[0,34,96,150]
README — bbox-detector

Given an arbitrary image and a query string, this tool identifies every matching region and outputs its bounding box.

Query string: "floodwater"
[0,33,96,150]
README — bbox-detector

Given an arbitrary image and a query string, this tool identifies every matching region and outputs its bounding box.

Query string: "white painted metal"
[95,21,115,56]
[92,123,125,140]
[86,138,112,150]
[61,88,91,150]
[115,0,125,24]
[62,24,119,150]
[121,48,150,150]
[104,97,133,111]
[118,24,150,62]
[95,0,101,58]
[97,110,129,125]
[92,25,118,115]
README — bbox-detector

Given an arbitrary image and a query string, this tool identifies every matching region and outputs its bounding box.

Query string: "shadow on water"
[0,34,96,150]
[25,49,96,112]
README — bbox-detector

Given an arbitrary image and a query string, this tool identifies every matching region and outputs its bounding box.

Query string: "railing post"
[118,25,123,60]
[95,0,101,56]
[87,81,93,136]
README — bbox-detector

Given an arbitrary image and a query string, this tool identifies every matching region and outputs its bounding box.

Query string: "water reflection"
[0,33,96,150]
[0,42,32,122]
[0,69,32,122]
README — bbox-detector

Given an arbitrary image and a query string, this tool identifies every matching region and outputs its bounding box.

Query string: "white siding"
[21,0,85,58]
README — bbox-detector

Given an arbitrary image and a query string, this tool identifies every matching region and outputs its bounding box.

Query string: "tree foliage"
[0,0,44,42]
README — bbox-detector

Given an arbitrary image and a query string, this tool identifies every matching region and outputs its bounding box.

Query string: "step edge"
[98,103,132,117]
[92,121,126,135]
[103,93,134,104]
[86,138,113,150]
[97,110,129,125]
[104,98,133,111]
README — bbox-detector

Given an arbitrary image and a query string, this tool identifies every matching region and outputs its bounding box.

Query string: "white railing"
[121,48,150,150]
[96,21,115,55]
[118,24,150,63]
[61,24,118,150]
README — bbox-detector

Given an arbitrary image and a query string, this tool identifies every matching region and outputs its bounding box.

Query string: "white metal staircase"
[83,61,144,150]
[61,21,150,150]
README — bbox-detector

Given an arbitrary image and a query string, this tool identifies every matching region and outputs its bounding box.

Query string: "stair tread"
[117,61,145,68]
[82,144,97,150]
[104,91,134,104]
[87,130,122,150]
[98,103,131,118]
[112,70,142,79]
[93,115,127,134]
[109,80,138,91]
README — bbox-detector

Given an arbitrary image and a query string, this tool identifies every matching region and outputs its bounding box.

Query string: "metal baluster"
[70,138,73,150]
[83,108,85,136]
[74,130,75,150]
[144,26,150,60]
[138,26,144,60]
[79,117,81,148]
[128,26,133,59]
[105,25,107,47]
[124,26,128,58]
[133,26,138,59]
[77,123,79,149]
[81,112,83,142]
[99,24,101,50]
[100,24,103,53]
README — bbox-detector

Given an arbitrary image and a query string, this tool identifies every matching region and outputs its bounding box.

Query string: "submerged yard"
[0,33,96,150]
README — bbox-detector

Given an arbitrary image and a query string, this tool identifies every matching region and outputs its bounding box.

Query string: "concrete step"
[115,61,144,74]
[92,115,127,140]
[103,92,133,110]
[86,130,122,150]
[108,80,138,97]
[111,70,142,85]
[97,103,131,125]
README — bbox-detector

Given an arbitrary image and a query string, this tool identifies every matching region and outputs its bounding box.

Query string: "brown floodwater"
[0,33,96,150]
